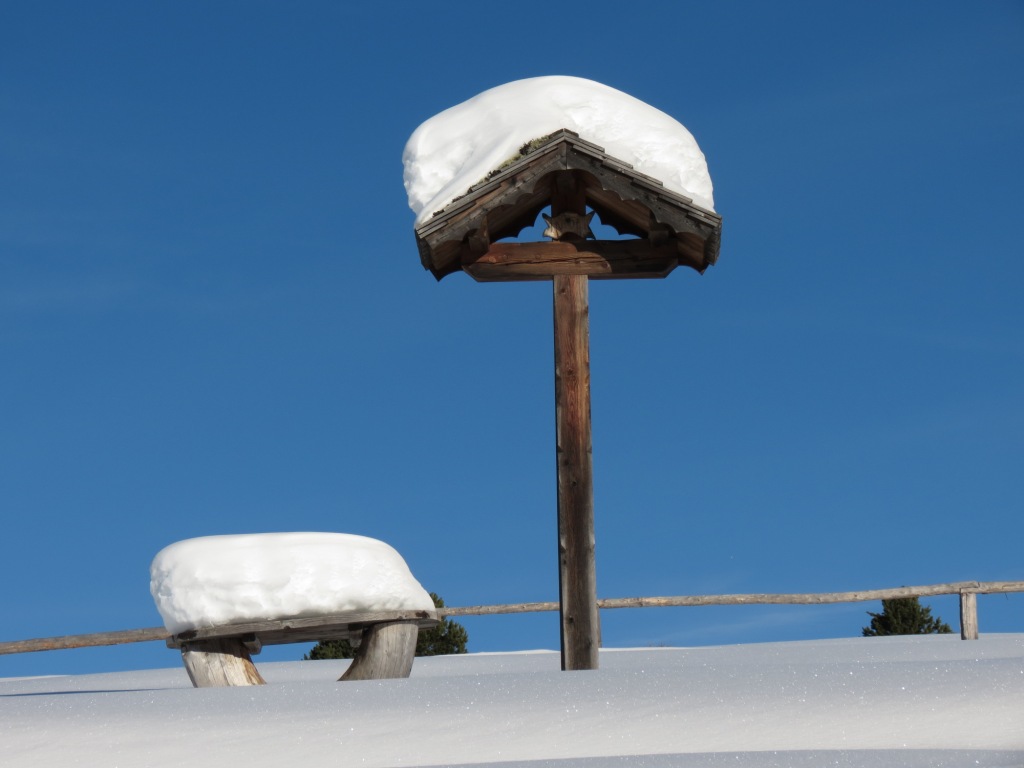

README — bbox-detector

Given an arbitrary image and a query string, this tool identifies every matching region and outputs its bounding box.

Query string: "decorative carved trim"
[414,131,722,281]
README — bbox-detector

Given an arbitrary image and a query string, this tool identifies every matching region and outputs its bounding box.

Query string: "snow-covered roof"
[150,533,434,634]
[404,76,715,225]
[410,128,722,281]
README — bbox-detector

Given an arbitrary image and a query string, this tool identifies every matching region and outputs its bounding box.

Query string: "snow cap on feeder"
[404,76,722,281]
[150,533,434,635]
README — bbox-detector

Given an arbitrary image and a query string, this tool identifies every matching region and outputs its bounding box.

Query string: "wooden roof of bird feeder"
[414,129,722,282]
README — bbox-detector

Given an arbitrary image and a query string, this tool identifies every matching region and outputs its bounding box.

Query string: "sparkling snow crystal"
[403,75,715,225]
[150,532,434,634]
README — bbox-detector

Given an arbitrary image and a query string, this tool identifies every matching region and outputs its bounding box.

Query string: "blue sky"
[2,2,1022,677]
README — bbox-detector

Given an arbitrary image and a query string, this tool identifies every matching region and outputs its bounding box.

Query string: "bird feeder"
[409,89,722,671]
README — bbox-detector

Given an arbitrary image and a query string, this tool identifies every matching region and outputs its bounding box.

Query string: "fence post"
[959,590,979,640]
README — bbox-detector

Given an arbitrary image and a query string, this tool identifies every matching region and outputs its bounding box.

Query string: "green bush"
[862,596,953,636]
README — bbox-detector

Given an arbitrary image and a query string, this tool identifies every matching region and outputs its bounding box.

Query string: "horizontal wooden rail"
[0,627,169,655]
[442,581,1024,615]
[3,581,1021,656]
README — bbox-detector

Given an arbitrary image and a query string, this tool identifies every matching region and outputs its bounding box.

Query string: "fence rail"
[3,580,1021,657]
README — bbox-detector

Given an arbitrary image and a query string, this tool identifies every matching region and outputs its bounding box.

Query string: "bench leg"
[181,638,267,687]
[339,621,418,682]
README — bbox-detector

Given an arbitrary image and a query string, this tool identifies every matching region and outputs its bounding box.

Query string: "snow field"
[2,636,1022,767]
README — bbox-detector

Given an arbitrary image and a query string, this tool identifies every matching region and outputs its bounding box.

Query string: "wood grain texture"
[339,621,419,681]
[165,610,438,648]
[0,627,168,655]
[413,131,723,280]
[180,637,267,687]
[553,272,599,671]
[463,240,679,281]
[439,583,1019,613]
[959,591,979,640]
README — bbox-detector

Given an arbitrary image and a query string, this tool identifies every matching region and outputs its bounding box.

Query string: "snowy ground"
[3,635,1022,767]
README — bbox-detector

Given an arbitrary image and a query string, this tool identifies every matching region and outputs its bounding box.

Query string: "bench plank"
[167,610,437,648]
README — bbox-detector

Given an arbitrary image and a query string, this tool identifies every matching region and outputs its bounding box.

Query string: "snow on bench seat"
[150,533,437,687]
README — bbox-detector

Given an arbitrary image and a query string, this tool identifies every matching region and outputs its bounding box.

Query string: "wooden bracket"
[467,219,491,256]
[240,633,262,655]
[543,211,595,241]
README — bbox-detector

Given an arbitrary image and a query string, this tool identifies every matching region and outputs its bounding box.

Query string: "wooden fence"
[2,580,1021,657]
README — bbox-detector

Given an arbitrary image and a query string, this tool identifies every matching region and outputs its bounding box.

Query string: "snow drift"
[3,637,1022,767]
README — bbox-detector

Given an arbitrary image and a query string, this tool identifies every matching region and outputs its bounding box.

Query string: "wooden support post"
[180,638,266,687]
[553,271,599,671]
[551,171,599,671]
[339,621,419,681]
[960,590,979,640]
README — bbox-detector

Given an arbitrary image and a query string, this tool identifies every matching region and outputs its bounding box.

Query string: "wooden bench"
[166,609,439,687]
